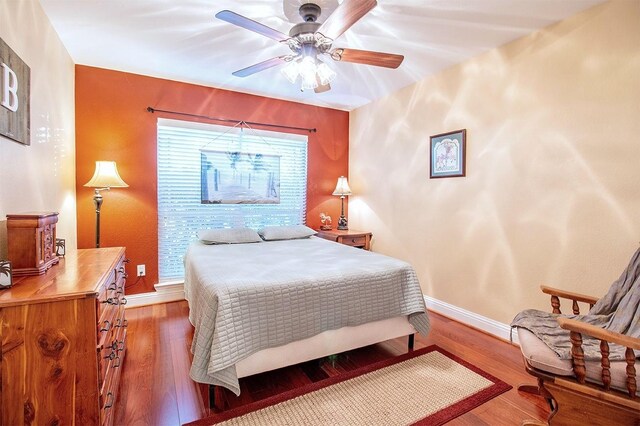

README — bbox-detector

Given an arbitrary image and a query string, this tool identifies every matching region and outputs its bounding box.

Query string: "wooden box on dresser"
[0,247,127,426]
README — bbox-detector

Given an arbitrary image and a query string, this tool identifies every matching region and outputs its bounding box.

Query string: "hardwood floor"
[114,301,548,425]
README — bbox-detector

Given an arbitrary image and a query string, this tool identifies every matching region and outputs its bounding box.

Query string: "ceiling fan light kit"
[215,0,404,94]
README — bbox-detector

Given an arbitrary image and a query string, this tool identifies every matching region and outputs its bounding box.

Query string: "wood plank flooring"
[114,301,548,425]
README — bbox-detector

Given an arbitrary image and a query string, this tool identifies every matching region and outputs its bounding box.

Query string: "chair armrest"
[557,317,640,350]
[540,285,599,305]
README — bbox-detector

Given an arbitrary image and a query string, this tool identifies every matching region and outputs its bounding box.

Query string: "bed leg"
[209,385,217,410]
[408,333,415,351]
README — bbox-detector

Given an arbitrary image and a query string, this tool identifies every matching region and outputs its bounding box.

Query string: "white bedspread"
[184,236,430,395]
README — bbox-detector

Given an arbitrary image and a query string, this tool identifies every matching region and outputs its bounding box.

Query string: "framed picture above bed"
[429,129,466,178]
[200,149,281,204]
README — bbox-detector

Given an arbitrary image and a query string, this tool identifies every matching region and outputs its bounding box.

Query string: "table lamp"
[332,176,352,230]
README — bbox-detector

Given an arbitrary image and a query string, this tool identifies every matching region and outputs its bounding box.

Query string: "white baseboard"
[423,295,519,345]
[125,280,185,308]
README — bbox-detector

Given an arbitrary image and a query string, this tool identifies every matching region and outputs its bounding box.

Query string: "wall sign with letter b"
[0,37,30,146]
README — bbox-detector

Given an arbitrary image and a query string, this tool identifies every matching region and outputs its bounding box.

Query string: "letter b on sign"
[1,63,19,112]
[0,36,30,145]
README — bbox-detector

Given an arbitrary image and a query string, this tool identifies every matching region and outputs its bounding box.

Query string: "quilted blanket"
[184,237,430,395]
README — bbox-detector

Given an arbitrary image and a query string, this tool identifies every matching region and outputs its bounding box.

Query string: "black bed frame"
[208,333,415,409]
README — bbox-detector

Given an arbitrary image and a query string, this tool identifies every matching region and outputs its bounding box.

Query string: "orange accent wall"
[75,65,349,293]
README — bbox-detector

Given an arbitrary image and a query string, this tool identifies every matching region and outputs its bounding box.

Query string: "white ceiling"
[39,0,603,111]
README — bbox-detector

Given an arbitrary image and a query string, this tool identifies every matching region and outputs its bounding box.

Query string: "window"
[157,118,308,281]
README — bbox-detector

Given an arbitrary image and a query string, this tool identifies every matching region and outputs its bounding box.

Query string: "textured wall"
[349,1,640,324]
[0,0,76,257]
[75,66,349,292]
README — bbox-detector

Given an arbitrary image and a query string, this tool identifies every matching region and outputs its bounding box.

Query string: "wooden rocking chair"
[516,285,640,426]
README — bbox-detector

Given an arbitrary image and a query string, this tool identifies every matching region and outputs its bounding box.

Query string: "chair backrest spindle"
[551,295,561,314]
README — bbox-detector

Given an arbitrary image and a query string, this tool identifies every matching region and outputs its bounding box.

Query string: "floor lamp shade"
[332,176,351,230]
[84,161,128,248]
[84,161,129,189]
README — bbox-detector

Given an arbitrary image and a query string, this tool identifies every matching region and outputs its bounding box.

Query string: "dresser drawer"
[100,327,126,426]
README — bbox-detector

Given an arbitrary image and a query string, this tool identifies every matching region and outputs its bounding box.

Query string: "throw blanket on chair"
[511,246,640,360]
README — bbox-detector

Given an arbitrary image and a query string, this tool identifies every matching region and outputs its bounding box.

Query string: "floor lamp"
[84,161,129,248]
[332,176,352,230]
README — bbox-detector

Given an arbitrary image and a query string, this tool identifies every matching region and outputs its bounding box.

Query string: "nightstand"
[316,229,372,250]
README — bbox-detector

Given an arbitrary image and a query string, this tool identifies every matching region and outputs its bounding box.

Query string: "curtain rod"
[146,107,317,133]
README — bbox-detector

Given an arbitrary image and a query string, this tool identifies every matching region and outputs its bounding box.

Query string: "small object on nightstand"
[319,212,332,230]
[316,229,372,251]
[0,260,12,288]
[56,238,66,257]
[7,212,60,276]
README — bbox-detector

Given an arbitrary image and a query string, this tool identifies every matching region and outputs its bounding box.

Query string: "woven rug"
[187,345,511,426]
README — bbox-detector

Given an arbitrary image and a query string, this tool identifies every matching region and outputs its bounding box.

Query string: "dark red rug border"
[185,345,512,426]
[411,347,512,426]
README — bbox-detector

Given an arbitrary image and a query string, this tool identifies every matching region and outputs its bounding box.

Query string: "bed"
[183,234,430,396]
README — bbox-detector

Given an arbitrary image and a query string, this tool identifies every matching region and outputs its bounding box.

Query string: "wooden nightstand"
[316,229,372,250]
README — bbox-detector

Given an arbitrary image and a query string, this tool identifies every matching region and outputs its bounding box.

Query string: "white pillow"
[258,225,317,241]
[198,228,262,244]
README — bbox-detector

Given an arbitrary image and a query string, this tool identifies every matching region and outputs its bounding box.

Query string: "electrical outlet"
[137,264,146,277]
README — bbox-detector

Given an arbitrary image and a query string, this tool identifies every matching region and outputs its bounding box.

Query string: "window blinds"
[157,118,308,281]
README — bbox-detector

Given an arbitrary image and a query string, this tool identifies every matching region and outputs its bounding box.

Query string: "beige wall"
[0,0,76,257]
[349,0,640,325]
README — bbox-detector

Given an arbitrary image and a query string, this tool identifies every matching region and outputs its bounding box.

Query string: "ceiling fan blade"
[216,10,289,42]
[317,0,377,41]
[232,56,288,77]
[331,48,404,69]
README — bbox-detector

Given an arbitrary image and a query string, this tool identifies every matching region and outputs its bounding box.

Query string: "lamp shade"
[84,161,129,188]
[332,176,352,196]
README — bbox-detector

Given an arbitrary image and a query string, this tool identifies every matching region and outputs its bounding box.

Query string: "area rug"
[187,345,512,426]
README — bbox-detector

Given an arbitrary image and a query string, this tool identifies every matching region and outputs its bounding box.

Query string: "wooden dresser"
[0,247,128,426]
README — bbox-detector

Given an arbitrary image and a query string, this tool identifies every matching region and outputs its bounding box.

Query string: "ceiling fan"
[215,0,404,93]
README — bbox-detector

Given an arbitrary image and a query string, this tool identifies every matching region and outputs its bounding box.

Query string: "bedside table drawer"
[340,235,367,247]
[316,230,372,250]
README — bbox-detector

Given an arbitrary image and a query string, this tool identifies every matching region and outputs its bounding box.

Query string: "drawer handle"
[108,282,117,291]
[100,320,111,332]
[118,266,125,273]
[117,340,125,351]
[104,392,115,409]
[101,298,117,305]
[120,297,128,305]
[122,319,128,328]
[104,351,116,360]
[110,341,118,351]
[123,258,131,264]
[113,356,121,368]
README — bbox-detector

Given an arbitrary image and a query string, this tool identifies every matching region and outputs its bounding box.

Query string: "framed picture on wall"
[430,129,466,178]
[200,149,281,204]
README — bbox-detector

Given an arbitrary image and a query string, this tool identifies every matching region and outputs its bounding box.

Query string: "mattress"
[184,236,430,395]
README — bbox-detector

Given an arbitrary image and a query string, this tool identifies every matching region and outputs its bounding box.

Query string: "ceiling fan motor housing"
[299,3,321,22]
[288,22,321,37]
